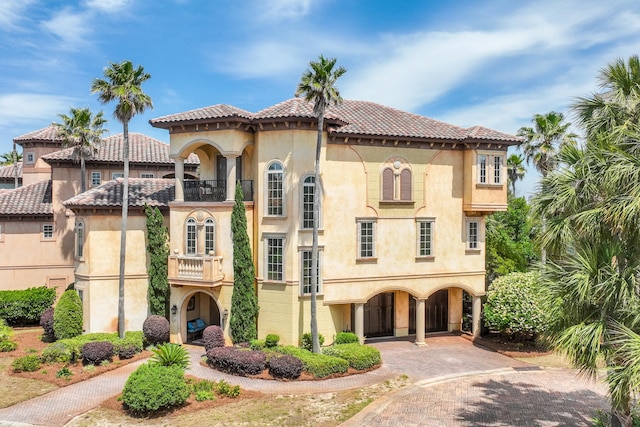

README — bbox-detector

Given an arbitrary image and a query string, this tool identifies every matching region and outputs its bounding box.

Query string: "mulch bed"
[466,333,552,358]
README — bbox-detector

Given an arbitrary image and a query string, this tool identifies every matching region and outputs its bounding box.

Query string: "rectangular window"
[478,154,487,184]
[204,220,215,254]
[417,219,434,257]
[76,221,84,258]
[42,223,54,240]
[467,220,479,250]
[357,220,375,258]
[186,219,196,255]
[301,250,321,295]
[266,236,284,281]
[267,163,284,216]
[302,176,315,229]
[493,155,503,184]
[91,172,101,186]
[141,173,155,178]
[112,172,125,179]
[25,152,35,164]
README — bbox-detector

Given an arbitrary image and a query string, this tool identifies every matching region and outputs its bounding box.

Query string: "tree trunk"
[80,156,86,193]
[12,142,18,189]
[310,111,323,354]
[118,121,130,339]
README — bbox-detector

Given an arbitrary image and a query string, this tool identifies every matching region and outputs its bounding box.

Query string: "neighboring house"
[0,126,198,293]
[0,162,22,189]
[66,97,519,345]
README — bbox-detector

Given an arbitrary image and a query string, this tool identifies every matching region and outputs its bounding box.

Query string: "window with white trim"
[112,172,125,179]
[42,223,54,240]
[477,153,504,185]
[417,219,434,257]
[25,152,35,164]
[266,236,285,282]
[467,219,480,250]
[301,175,316,229]
[91,172,102,187]
[186,218,196,255]
[204,218,215,254]
[141,173,155,178]
[357,220,376,259]
[266,162,284,216]
[300,250,321,295]
[76,220,85,258]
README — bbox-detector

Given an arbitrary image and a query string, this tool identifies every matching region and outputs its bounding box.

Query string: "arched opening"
[409,289,449,333]
[181,291,222,344]
[359,292,395,338]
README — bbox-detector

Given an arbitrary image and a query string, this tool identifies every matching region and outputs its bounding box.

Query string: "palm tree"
[295,55,347,353]
[91,60,152,338]
[0,151,21,165]
[517,111,577,179]
[53,107,107,193]
[506,154,526,196]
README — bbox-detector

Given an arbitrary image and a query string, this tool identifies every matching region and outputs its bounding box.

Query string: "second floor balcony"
[168,254,225,287]
[184,179,254,202]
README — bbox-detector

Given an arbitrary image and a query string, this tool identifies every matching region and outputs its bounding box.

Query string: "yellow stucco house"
[148,98,519,345]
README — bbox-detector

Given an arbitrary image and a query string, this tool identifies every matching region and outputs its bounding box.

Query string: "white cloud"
[258,0,315,20]
[40,8,92,49]
[84,0,130,13]
[0,93,78,128]
[0,0,35,31]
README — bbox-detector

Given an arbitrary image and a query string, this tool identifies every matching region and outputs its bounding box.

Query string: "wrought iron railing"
[183,180,253,202]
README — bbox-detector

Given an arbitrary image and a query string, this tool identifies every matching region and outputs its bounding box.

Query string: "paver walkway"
[0,334,609,426]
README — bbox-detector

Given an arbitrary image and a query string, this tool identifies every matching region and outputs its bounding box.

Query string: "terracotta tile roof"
[64,178,174,209]
[149,105,253,125]
[150,98,520,144]
[13,125,63,144]
[0,180,52,215]
[0,162,22,179]
[41,133,199,165]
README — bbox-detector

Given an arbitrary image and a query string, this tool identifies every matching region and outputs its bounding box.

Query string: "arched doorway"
[409,289,449,333]
[362,292,395,338]
[182,291,221,343]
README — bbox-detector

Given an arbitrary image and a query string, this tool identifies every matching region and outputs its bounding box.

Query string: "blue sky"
[1,0,640,196]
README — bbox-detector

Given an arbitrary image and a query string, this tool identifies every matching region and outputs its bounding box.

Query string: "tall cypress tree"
[145,204,170,318]
[229,185,259,343]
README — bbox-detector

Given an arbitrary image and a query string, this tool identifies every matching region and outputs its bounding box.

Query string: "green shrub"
[301,332,324,351]
[0,286,56,325]
[12,355,41,372]
[0,319,17,352]
[265,334,279,348]
[53,290,83,340]
[322,343,381,370]
[484,272,556,339]
[335,332,359,344]
[42,331,144,364]
[276,345,348,378]
[195,390,215,401]
[216,379,240,397]
[188,378,214,394]
[122,363,189,413]
[56,366,72,379]
[41,341,75,364]
[249,339,265,351]
[149,343,190,369]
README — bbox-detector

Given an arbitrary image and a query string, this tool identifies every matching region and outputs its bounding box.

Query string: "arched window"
[204,218,215,254]
[266,162,284,216]
[75,220,85,258]
[301,175,316,229]
[186,218,197,255]
[381,158,412,202]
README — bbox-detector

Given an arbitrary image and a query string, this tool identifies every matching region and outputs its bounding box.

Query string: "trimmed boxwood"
[268,354,303,380]
[53,290,83,340]
[0,286,56,325]
[206,347,266,376]
[143,315,170,345]
[81,341,114,365]
[41,331,144,364]
[122,363,189,413]
[203,325,225,351]
[275,346,349,378]
[334,332,359,344]
[265,334,279,348]
[322,343,381,370]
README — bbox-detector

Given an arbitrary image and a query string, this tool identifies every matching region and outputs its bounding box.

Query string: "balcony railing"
[183,180,253,202]
[168,254,224,286]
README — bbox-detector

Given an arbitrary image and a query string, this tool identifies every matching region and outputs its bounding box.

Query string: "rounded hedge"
[483,272,554,339]
[142,315,170,345]
[122,363,189,413]
[203,325,225,351]
[53,290,83,340]
[335,332,359,344]
[322,343,381,370]
[268,354,303,380]
[81,341,114,365]
[206,347,266,376]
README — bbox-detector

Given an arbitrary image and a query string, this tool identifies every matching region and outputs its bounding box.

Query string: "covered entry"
[409,289,448,333]
[180,291,222,343]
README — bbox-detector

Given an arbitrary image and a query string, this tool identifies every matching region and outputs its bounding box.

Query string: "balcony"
[168,254,224,287]
[184,180,254,202]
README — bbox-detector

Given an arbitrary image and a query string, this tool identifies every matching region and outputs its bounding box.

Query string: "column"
[354,303,364,344]
[172,156,185,202]
[415,298,426,346]
[472,295,482,338]
[226,155,238,202]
